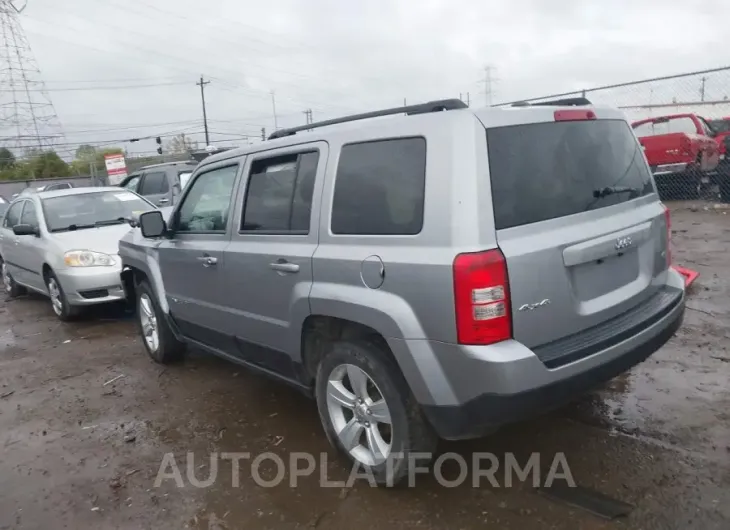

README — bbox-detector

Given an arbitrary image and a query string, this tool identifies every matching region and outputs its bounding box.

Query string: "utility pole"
[466,92,470,106]
[481,65,498,106]
[302,109,313,125]
[271,90,278,130]
[261,127,266,141]
[700,76,708,102]
[196,76,210,146]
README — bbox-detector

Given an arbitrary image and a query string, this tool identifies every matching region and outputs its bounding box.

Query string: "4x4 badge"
[615,236,633,251]
[518,299,551,311]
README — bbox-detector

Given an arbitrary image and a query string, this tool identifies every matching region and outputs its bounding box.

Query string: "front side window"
[241,151,319,233]
[331,138,426,235]
[123,175,141,191]
[20,201,38,228]
[42,191,154,232]
[139,172,169,195]
[4,202,23,228]
[176,165,238,233]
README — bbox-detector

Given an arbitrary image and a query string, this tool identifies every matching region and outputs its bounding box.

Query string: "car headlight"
[63,250,116,267]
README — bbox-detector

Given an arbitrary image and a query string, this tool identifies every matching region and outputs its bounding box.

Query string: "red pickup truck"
[632,113,720,200]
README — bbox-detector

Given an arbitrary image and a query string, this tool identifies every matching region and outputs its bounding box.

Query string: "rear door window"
[331,137,426,235]
[139,172,168,195]
[487,120,654,230]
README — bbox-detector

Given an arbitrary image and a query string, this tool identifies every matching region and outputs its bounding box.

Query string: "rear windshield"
[486,119,654,230]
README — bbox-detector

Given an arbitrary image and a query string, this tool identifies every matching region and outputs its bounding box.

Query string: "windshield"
[42,190,154,232]
[486,119,654,230]
[179,171,193,189]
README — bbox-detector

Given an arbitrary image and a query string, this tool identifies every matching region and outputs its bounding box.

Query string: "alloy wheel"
[139,293,159,353]
[326,363,393,466]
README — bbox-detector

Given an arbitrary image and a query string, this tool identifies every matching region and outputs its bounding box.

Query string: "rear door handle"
[269,261,299,273]
[196,255,218,267]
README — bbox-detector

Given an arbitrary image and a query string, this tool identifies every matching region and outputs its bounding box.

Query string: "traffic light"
[156,137,162,155]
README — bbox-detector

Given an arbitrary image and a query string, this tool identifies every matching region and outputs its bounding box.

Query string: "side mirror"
[13,224,38,236]
[139,210,166,238]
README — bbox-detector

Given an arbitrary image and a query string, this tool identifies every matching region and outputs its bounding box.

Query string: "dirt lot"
[1,204,729,530]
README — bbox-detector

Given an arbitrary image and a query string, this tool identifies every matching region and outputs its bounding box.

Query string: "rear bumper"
[418,273,685,440]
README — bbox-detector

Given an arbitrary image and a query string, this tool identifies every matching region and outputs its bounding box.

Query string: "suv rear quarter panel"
[309,112,497,402]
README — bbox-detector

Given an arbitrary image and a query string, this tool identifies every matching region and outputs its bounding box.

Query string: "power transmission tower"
[196,75,210,146]
[481,65,498,106]
[302,108,312,125]
[0,0,65,156]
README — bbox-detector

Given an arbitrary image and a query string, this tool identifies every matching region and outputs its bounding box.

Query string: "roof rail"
[268,98,468,140]
[512,97,593,108]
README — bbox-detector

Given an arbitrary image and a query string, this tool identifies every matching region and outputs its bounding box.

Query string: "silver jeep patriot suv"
[119,98,685,484]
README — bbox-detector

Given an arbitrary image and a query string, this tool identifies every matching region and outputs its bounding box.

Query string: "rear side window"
[331,138,426,235]
[241,151,319,233]
[139,172,169,195]
[487,120,654,230]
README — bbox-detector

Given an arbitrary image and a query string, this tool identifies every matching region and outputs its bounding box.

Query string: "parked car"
[0,187,157,320]
[632,113,720,200]
[120,98,685,484]
[119,160,198,208]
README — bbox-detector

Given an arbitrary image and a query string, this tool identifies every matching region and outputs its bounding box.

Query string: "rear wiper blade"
[95,217,132,227]
[592,186,641,199]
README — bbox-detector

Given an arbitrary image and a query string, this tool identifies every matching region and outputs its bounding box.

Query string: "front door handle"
[196,255,218,267]
[158,198,169,204]
[269,260,299,273]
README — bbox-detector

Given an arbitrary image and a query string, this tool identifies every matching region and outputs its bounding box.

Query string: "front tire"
[45,271,80,321]
[315,339,437,486]
[136,280,185,363]
[1,260,26,298]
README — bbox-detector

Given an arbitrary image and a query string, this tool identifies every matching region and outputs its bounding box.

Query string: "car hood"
[49,224,134,255]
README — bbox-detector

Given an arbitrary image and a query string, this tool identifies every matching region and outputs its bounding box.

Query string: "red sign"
[104,154,128,185]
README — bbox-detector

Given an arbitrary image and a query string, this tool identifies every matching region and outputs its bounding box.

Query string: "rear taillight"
[662,204,671,266]
[453,249,511,345]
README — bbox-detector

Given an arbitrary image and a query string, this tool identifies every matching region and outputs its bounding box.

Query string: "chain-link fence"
[494,66,730,203]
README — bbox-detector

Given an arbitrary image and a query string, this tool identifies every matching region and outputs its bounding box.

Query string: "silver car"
[0,187,156,320]
[120,98,685,484]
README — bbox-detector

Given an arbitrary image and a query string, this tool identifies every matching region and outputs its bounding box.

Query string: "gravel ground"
[0,204,728,530]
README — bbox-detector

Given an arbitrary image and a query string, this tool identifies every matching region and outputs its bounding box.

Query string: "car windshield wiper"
[95,217,132,227]
[50,223,97,233]
[592,186,642,199]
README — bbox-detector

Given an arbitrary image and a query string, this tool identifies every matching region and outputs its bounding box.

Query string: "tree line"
[0,145,124,181]
[0,134,199,181]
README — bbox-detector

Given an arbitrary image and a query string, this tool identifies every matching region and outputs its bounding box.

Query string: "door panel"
[159,237,231,350]
[220,144,326,373]
[15,200,45,290]
[159,162,242,351]
[0,201,25,283]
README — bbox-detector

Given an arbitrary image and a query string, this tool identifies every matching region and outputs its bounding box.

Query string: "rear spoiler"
[511,97,593,108]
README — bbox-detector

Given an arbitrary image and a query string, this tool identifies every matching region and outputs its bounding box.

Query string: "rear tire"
[315,339,437,486]
[1,260,26,298]
[136,280,185,363]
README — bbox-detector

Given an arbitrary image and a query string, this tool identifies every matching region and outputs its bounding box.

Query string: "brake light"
[662,204,671,266]
[453,249,511,345]
[554,109,596,121]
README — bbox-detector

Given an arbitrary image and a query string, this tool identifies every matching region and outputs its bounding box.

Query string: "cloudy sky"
[2,0,727,158]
